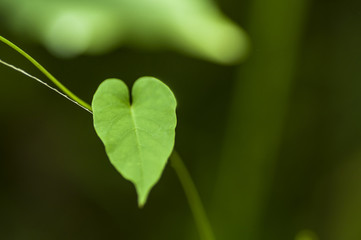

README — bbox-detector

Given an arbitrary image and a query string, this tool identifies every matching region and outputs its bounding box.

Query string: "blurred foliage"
[212,0,309,239]
[1,0,361,240]
[0,0,249,64]
[295,230,319,240]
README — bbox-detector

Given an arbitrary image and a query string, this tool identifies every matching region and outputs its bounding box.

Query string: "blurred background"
[0,0,361,239]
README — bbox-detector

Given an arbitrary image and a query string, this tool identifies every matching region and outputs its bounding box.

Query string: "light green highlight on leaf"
[92,77,177,206]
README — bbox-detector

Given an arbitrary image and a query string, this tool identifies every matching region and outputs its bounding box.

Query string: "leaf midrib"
[129,105,145,189]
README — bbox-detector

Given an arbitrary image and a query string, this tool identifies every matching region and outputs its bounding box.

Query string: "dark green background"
[1,0,361,239]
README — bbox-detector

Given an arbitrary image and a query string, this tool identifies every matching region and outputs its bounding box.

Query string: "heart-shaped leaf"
[92,77,177,206]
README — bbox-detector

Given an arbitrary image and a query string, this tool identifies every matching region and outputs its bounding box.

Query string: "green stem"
[170,151,215,240]
[0,35,92,112]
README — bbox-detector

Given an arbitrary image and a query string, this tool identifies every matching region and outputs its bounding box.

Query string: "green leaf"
[92,77,177,206]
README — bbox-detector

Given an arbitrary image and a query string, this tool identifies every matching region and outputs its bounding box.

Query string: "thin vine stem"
[170,151,216,240]
[0,58,92,114]
[0,35,92,112]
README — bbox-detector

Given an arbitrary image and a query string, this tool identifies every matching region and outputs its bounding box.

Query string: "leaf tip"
[137,191,149,208]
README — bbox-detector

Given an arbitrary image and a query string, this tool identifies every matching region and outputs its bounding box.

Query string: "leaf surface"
[92,77,177,206]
